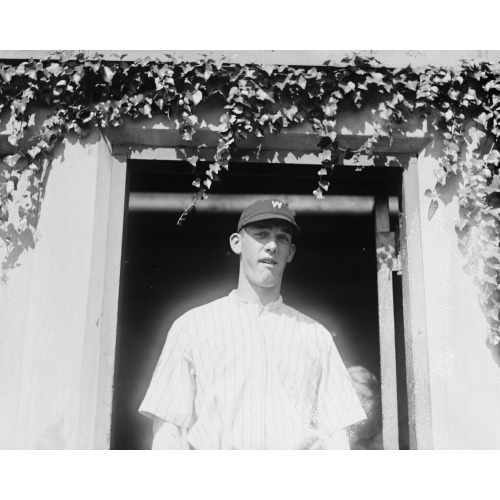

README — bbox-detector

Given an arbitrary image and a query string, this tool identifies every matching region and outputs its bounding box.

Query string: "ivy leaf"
[187,155,198,167]
[468,126,486,144]
[46,62,63,76]
[344,147,354,160]
[297,75,307,89]
[85,60,101,72]
[444,140,460,153]
[8,130,24,146]
[209,162,221,174]
[405,80,418,91]
[428,199,439,221]
[319,150,332,162]
[102,66,115,84]
[443,109,454,122]
[181,129,193,141]
[317,136,332,149]
[476,112,491,127]
[141,103,152,117]
[186,115,198,126]
[0,66,16,83]
[283,105,298,121]
[313,188,325,200]
[486,175,500,195]
[486,150,500,166]
[27,146,41,159]
[0,204,9,222]
[3,154,21,167]
[307,67,318,78]
[322,102,337,117]
[464,88,478,102]
[434,166,447,185]
[366,72,386,86]
[339,81,355,94]
[261,65,275,76]
[191,90,203,106]
[6,180,16,194]
[456,217,468,231]
[256,88,275,103]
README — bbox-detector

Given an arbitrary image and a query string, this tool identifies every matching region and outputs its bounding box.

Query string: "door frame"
[95,122,433,449]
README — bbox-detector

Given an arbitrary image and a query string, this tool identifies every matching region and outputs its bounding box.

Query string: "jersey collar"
[229,290,283,311]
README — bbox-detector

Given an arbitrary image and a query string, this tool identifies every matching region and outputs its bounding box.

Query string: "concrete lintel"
[109,127,430,159]
[1,50,500,69]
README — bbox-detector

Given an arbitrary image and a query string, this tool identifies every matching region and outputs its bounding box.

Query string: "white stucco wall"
[417,149,500,449]
[0,129,122,449]
[1,74,500,448]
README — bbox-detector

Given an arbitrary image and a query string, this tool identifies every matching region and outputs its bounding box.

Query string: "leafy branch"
[0,53,499,348]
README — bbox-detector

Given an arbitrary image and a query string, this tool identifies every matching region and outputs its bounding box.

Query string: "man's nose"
[264,239,278,253]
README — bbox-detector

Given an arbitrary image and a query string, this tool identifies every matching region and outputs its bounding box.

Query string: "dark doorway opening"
[112,159,406,450]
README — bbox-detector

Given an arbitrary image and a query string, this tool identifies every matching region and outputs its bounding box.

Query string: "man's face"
[230,220,296,289]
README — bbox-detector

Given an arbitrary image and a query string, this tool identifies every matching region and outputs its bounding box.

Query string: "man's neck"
[235,278,281,307]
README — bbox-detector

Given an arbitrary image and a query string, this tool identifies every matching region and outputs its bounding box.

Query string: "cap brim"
[239,214,301,234]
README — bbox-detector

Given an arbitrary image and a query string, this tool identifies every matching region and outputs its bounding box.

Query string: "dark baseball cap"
[237,199,301,234]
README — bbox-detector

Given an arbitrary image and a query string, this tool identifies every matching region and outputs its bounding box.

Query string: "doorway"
[112,159,406,449]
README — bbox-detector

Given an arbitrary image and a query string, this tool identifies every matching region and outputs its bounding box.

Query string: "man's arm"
[139,315,196,447]
[315,329,367,445]
[152,417,190,450]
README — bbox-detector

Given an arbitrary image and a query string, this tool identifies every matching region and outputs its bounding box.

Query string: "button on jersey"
[139,291,366,449]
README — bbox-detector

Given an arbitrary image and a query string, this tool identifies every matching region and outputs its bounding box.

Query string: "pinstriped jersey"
[139,290,366,450]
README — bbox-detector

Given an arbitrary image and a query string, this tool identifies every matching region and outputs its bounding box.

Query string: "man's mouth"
[259,258,277,265]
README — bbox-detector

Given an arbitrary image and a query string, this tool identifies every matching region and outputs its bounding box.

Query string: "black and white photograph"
[0,4,498,496]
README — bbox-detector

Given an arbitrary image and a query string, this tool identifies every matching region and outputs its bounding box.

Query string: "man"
[347,366,383,450]
[139,199,366,449]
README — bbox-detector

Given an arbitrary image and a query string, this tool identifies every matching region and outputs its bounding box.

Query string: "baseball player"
[139,199,366,449]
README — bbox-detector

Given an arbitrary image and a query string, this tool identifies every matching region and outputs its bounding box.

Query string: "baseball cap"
[237,199,301,234]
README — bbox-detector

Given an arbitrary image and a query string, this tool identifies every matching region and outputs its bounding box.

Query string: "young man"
[139,199,366,449]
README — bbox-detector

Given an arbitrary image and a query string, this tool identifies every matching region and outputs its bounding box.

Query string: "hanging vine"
[0,52,499,346]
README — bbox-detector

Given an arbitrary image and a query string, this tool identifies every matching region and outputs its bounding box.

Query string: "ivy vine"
[0,52,499,347]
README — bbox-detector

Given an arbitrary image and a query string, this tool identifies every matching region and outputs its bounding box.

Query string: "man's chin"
[253,278,278,289]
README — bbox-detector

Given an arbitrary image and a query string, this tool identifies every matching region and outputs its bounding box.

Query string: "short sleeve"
[138,315,196,429]
[316,330,366,435]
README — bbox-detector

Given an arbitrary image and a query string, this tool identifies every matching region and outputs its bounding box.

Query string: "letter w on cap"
[272,201,283,208]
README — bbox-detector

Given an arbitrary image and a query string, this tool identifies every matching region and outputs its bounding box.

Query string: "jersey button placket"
[259,305,270,449]
[249,304,263,449]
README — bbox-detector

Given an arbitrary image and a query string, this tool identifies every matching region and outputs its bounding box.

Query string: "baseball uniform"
[139,290,366,449]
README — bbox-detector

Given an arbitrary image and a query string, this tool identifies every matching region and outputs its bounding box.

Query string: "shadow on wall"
[0,131,100,282]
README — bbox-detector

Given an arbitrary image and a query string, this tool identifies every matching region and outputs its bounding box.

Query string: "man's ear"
[287,243,296,263]
[229,232,242,255]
